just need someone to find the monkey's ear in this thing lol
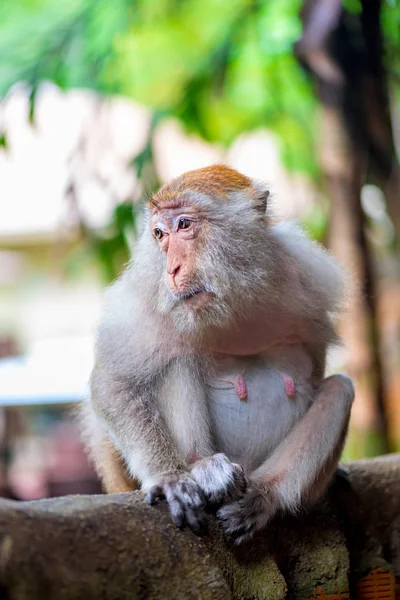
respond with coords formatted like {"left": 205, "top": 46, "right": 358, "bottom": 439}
{"left": 253, "top": 188, "right": 270, "bottom": 213}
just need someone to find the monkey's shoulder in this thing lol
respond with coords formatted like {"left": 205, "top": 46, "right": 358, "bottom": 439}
{"left": 271, "top": 221, "right": 347, "bottom": 316}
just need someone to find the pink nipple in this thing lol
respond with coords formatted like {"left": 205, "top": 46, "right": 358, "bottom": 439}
{"left": 280, "top": 372, "right": 296, "bottom": 399}
{"left": 234, "top": 374, "right": 248, "bottom": 401}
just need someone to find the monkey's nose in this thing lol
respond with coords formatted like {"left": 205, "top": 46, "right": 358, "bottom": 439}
{"left": 167, "top": 264, "right": 181, "bottom": 279}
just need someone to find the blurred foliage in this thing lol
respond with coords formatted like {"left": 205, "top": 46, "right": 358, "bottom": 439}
{"left": 2, "top": 0, "right": 400, "bottom": 171}
{"left": 109, "top": 0, "right": 318, "bottom": 175}
{"left": 382, "top": 0, "right": 400, "bottom": 81}
{"left": 64, "top": 201, "right": 137, "bottom": 281}
{"left": 0, "top": 0, "right": 317, "bottom": 175}
{"left": 0, "top": 0, "right": 131, "bottom": 93}
{"left": 2, "top": 0, "right": 400, "bottom": 174}
{"left": 76, "top": 112, "right": 161, "bottom": 281}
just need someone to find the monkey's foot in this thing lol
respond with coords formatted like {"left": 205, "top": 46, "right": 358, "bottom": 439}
{"left": 191, "top": 453, "right": 247, "bottom": 505}
{"left": 146, "top": 473, "right": 207, "bottom": 534}
{"left": 217, "top": 486, "right": 276, "bottom": 545}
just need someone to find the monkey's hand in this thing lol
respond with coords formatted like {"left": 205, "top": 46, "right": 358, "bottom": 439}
{"left": 217, "top": 481, "right": 277, "bottom": 545}
{"left": 146, "top": 473, "right": 207, "bottom": 534}
{"left": 191, "top": 453, "right": 247, "bottom": 506}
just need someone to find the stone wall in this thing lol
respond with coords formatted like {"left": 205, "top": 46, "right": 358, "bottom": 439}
{"left": 0, "top": 454, "right": 399, "bottom": 599}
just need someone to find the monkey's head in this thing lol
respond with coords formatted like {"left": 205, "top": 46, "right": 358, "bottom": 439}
{"left": 142, "top": 165, "right": 272, "bottom": 336}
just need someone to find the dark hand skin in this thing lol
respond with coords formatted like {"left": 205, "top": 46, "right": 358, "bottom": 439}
{"left": 147, "top": 473, "right": 207, "bottom": 534}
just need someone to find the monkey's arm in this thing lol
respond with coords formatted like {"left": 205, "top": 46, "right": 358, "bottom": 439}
{"left": 90, "top": 366, "right": 207, "bottom": 533}
{"left": 217, "top": 374, "right": 354, "bottom": 544}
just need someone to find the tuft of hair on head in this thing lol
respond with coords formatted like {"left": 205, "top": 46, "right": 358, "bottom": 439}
{"left": 158, "top": 165, "right": 251, "bottom": 200}
{"left": 148, "top": 164, "right": 270, "bottom": 214}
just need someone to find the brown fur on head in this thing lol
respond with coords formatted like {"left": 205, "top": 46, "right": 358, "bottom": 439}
{"left": 150, "top": 165, "right": 251, "bottom": 206}
{"left": 144, "top": 165, "right": 273, "bottom": 336}
{"left": 149, "top": 165, "right": 269, "bottom": 213}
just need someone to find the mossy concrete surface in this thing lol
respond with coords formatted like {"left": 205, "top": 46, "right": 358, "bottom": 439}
{"left": 0, "top": 454, "right": 399, "bottom": 600}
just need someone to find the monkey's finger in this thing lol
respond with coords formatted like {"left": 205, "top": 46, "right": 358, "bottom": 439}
{"left": 217, "top": 503, "right": 251, "bottom": 536}
{"left": 165, "top": 491, "right": 187, "bottom": 529}
{"left": 173, "top": 481, "right": 206, "bottom": 510}
{"left": 207, "top": 498, "right": 250, "bottom": 544}
{"left": 220, "top": 521, "right": 253, "bottom": 545}
{"left": 146, "top": 485, "right": 164, "bottom": 505}
{"left": 171, "top": 510, "right": 185, "bottom": 530}
{"left": 226, "top": 520, "right": 253, "bottom": 539}
{"left": 167, "top": 495, "right": 207, "bottom": 534}
{"left": 230, "top": 464, "right": 248, "bottom": 499}
{"left": 232, "top": 463, "right": 246, "bottom": 484}
{"left": 230, "top": 530, "right": 254, "bottom": 546}
{"left": 184, "top": 506, "right": 208, "bottom": 535}
{"left": 226, "top": 513, "right": 257, "bottom": 545}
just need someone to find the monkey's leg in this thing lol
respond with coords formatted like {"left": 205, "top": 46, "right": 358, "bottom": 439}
{"left": 217, "top": 374, "right": 354, "bottom": 544}
{"left": 92, "top": 434, "right": 138, "bottom": 494}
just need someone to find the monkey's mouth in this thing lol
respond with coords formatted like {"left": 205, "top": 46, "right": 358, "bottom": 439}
{"left": 175, "top": 289, "right": 214, "bottom": 309}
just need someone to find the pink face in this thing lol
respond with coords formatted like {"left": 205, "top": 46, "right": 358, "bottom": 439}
{"left": 151, "top": 204, "right": 213, "bottom": 310}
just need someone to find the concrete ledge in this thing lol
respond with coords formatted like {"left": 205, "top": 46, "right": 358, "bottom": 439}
{"left": 0, "top": 454, "right": 399, "bottom": 599}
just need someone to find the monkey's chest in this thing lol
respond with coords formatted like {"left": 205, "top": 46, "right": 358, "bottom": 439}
{"left": 206, "top": 347, "right": 314, "bottom": 472}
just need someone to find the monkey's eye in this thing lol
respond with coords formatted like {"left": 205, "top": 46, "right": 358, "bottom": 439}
{"left": 154, "top": 228, "right": 164, "bottom": 240}
{"left": 178, "top": 218, "right": 192, "bottom": 230}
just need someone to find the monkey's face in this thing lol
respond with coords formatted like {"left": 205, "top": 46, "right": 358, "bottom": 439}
{"left": 149, "top": 196, "right": 270, "bottom": 337}
{"left": 150, "top": 203, "right": 221, "bottom": 329}
{"left": 145, "top": 165, "right": 272, "bottom": 336}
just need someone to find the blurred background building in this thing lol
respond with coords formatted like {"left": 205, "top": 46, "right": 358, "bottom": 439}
{"left": 0, "top": 0, "right": 399, "bottom": 499}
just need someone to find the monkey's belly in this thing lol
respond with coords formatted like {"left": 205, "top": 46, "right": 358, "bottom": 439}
{"left": 207, "top": 347, "right": 314, "bottom": 473}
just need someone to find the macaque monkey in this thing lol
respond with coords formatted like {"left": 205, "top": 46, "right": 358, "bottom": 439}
{"left": 84, "top": 165, "right": 354, "bottom": 544}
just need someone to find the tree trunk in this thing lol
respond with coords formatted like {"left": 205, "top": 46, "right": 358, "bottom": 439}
{"left": 296, "top": 0, "right": 400, "bottom": 453}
